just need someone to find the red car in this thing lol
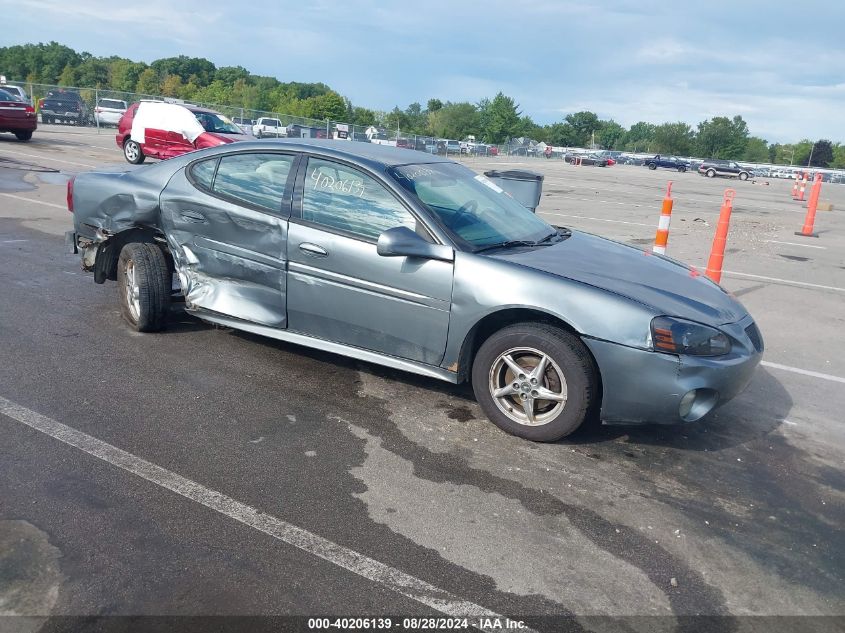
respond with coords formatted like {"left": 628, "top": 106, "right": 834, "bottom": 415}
{"left": 0, "top": 88, "right": 37, "bottom": 141}
{"left": 117, "top": 101, "right": 250, "bottom": 163}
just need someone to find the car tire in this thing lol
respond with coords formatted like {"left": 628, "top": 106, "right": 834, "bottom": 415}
{"left": 472, "top": 323, "right": 597, "bottom": 442}
{"left": 678, "top": 165, "right": 687, "bottom": 172}
{"left": 14, "top": 131, "right": 33, "bottom": 141}
{"left": 123, "top": 139, "right": 145, "bottom": 164}
{"left": 117, "top": 242, "right": 171, "bottom": 332}
{"left": 739, "top": 172, "right": 749, "bottom": 181}
{"left": 648, "top": 163, "right": 657, "bottom": 170}
{"left": 42, "top": 115, "right": 51, "bottom": 124}
{"left": 706, "top": 169, "right": 716, "bottom": 178}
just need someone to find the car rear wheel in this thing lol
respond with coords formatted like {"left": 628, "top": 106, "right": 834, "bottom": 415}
{"left": 117, "top": 243, "right": 171, "bottom": 332}
{"left": 14, "top": 131, "right": 33, "bottom": 141}
{"left": 739, "top": 172, "right": 749, "bottom": 181}
{"left": 42, "top": 115, "right": 52, "bottom": 124}
{"left": 123, "top": 139, "right": 145, "bottom": 164}
{"left": 472, "top": 323, "right": 597, "bottom": 442}
{"left": 706, "top": 169, "right": 716, "bottom": 178}
{"left": 678, "top": 165, "right": 687, "bottom": 172}
{"left": 648, "top": 163, "right": 657, "bottom": 170}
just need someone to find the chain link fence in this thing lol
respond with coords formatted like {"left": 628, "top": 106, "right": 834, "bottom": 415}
{"left": 12, "top": 80, "right": 520, "bottom": 159}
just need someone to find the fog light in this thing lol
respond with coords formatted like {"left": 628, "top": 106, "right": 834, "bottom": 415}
{"left": 679, "top": 390, "right": 697, "bottom": 418}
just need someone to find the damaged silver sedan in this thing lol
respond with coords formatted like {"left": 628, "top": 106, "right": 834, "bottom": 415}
{"left": 66, "top": 139, "right": 763, "bottom": 441}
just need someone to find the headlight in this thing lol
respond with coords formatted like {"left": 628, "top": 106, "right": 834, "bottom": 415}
{"left": 651, "top": 316, "right": 731, "bottom": 356}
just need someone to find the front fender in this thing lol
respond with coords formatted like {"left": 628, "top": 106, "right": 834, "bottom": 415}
{"left": 441, "top": 251, "right": 656, "bottom": 370}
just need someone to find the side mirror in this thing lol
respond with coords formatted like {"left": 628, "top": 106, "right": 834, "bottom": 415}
{"left": 376, "top": 226, "right": 454, "bottom": 262}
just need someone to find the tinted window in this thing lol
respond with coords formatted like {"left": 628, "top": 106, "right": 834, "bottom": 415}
{"left": 99, "top": 99, "right": 126, "bottom": 109}
{"left": 0, "top": 89, "right": 18, "bottom": 101}
{"left": 190, "top": 158, "right": 217, "bottom": 190}
{"left": 302, "top": 158, "right": 417, "bottom": 240}
{"left": 211, "top": 153, "right": 294, "bottom": 212}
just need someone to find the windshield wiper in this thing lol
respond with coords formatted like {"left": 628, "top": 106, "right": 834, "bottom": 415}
{"left": 474, "top": 230, "right": 568, "bottom": 253}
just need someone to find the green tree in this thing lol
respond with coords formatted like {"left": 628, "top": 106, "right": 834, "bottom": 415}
{"left": 215, "top": 66, "right": 249, "bottom": 85}
{"left": 428, "top": 102, "right": 479, "bottom": 139}
{"left": 622, "top": 121, "right": 656, "bottom": 152}
{"left": 351, "top": 107, "right": 377, "bottom": 126}
{"left": 831, "top": 144, "right": 845, "bottom": 169}
{"left": 545, "top": 122, "right": 579, "bottom": 146}
{"left": 808, "top": 139, "right": 834, "bottom": 167}
{"left": 151, "top": 55, "right": 216, "bottom": 86}
{"left": 427, "top": 98, "right": 443, "bottom": 112}
{"left": 109, "top": 59, "right": 146, "bottom": 92}
{"left": 135, "top": 68, "right": 161, "bottom": 95}
{"left": 791, "top": 139, "right": 814, "bottom": 166}
{"left": 696, "top": 115, "right": 749, "bottom": 159}
{"left": 743, "top": 137, "right": 769, "bottom": 163}
{"left": 309, "top": 91, "right": 347, "bottom": 121}
{"left": 652, "top": 122, "right": 695, "bottom": 155}
{"left": 484, "top": 92, "right": 521, "bottom": 143}
{"left": 564, "top": 111, "right": 600, "bottom": 146}
{"left": 58, "top": 63, "right": 77, "bottom": 86}
{"left": 161, "top": 74, "right": 183, "bottom": 97}
{"left": 596, "top": 120, "right": 626, "bottom": 150}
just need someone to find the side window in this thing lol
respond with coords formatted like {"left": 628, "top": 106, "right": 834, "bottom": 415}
{"left": 190, "top": 158, "right": 217, "bottom": 190}
{"left": 302, "top": 158, "right": 417, "bottom": 241}
{"left": 211, "top": 153, "right": 294, "bottom": 213}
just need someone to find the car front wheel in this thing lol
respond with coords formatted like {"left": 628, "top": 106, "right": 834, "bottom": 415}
{"left": 706, "top": 169, "right": 716, "bottom": 178}
{"left": 678, "top": 165, "right": 687, "bottom": 172}
{"left": 117, "top": 243, "right": 171, "bottom": 332}
{"left": 648, "top": 163, "right": 657, "bottom": 170}
{"left": 472, "top": 323, "right": 597, "bottom": 442}
{"left": 739, "top": 172, "right": 749, "bottom": 181}
{"left": 123, "top": 139, "right": 145, "bottom": 164}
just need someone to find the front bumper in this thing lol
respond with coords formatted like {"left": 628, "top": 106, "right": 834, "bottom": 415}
{"left": 584, "top": 315, "right": 763, "bottom": 425}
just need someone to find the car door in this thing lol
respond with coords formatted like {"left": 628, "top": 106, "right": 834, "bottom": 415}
{"left": 159, "top": 151, "right": 299, "bottom": 327}
{"left": 286, "top": 156, "right": 454, "bottom": 365}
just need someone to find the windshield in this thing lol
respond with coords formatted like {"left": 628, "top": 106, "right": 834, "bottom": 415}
{"left": 390, "top": 162, "right": 557, "bottom": 249}
{"left": 194, "top": 112, "right": 242, "bottom": 134}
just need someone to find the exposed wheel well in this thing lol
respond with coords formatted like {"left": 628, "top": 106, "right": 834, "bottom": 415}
{"left": 94, "top": 228, "right": 170, "bottom": 284}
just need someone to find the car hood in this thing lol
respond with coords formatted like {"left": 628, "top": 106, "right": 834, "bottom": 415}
{"left": 489, "top": 230, "right": 747, "bottom": 326}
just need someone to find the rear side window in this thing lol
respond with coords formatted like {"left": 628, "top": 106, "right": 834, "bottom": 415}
{"left": 190, "top": 159, "right": 217, "bottom": 190}
{"left": 211, "top": 153, "right": 295, "bottom": 213}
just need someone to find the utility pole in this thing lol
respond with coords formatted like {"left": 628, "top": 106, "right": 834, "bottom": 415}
{"left": 807, "top": 142, "right": 815, "bottom": 168}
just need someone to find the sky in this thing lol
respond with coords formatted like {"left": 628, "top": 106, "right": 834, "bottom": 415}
{"left": 3, "top": 0, "right": 844, "bottom": 143}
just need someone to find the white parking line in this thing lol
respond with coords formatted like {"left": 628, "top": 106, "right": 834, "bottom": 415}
{"left": 0, "top": 192, "right": 66, "bottom": 210}
{"left": 761, "top": 362, "right": 845, "bottom": 385}
{"left": 764, "top": 240, "right": 826, "bottom": 250}
{"left": 0, "top": 149, "right": 97, "bottom": 168}
{"left": 721, "top": 270, "right": 845, "bottom": 293}
{"left": 541, "top": 212, "right": 651, "bottom": 227}
{"left": 0, "top": 396, "right": 510, "bottom": 627}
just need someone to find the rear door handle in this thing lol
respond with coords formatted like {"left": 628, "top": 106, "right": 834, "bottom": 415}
{"left": 180, "top": 210, "right": 207, "bottom": 223}
{"left": 299, "top": 242, "right": 328, "bottom": 258}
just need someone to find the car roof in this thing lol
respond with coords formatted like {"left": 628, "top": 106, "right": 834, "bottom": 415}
{"left": 231, "top": 138, "right": 454, "bottom": 167}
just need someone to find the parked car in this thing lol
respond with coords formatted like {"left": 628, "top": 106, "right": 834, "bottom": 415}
{"left": 565, "top": 153, "right": 608, "bottom": 167}
{"left": 116, "top": 101, "right": 250, "bottom": 164}
{"left": 253, "top": 117, "right": 286, "bottom": 138}
{"left": 645, "top": 155, "right": 691, "bottom": 172}
{"left": 231, "top": 117, "right": 254, "bottom": 134}
{"left": 0, "top": 83, "right": 31, "bottom": 105}
{"left": 94, "top": 98, "right": 127, "bottom": 127}
{"left": 40, "top": 89, "right": 90, "bottom": 125}
{"left": 66, "top": 139, "right": 762, "bottom": 442}
{"left": 698, "top": 160, "right": 753, "bottom": 181}
{"left": 0, "top": 88, "right": 37, "bottom": 141}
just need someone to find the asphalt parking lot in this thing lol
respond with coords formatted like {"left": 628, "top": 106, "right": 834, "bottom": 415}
{"left": 1, "top": 125, "right": 843, "bottom": 630}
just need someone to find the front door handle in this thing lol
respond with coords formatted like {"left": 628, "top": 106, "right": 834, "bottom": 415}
{"left": 299, "top": 242, "right": 328, "bottom": 258}
{"left": 180, "top": 210, "right": 207, "bottom": 223}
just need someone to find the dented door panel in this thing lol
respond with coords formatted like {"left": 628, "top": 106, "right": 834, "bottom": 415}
{"left": 159, "top": 167, "right": 289, "bottom": 327}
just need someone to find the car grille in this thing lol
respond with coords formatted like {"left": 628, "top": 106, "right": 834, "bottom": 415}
{"left": 745, "top": 322, "right": 764, "bottom": 353}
